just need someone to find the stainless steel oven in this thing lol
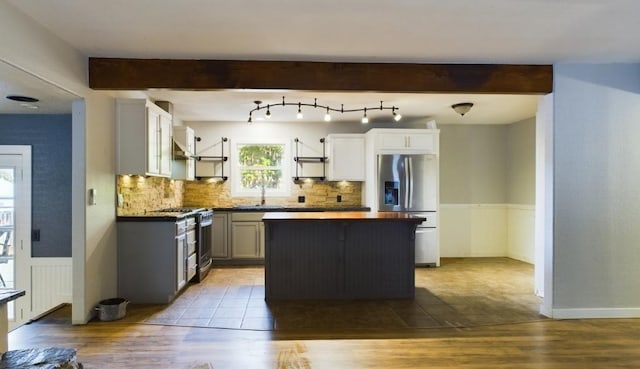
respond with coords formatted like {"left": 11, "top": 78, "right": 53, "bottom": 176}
{"left": 194, "top": 209, "right": 213, "bottom": 282}
{"left": 156, "top": 207, "right": 213, "bottom": 282}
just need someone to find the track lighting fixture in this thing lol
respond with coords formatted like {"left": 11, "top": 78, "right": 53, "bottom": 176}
{"left": 247, "top": 96, "right": 401, "bottom": 123}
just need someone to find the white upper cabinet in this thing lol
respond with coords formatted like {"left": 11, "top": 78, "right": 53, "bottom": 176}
{"left": 117, "top": 98, "right": 173, "bottom": 177}
{"left": 326, "top": 134, "right": 365, "bottom": 181}
{"left": 172, "top": 126, "right": 196, "bottom": 180}
{"left": 158, "top": 113, "right": 172, "bottom": 176}
{"left": 173, "top": 126, "right": 195, "bottom": 156}
{"left": 368, "top": 128, "right": 438, "bottom": 154}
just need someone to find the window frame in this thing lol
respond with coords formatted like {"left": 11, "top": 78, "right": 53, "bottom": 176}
{"left": 231, "top": 139, "right": 291, "bottom": 198}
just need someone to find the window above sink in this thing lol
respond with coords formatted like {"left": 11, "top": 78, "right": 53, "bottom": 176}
{"left": 231, "top": 139, "right": 291, "bottom": 198}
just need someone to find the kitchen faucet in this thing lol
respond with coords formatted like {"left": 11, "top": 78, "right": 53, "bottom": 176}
{"left": 260, "top": 172, "right": 266, "bottom": 205}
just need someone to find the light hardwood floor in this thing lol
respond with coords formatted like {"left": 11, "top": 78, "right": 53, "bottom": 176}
{"left": 8, "top": 258, "right": 640, "bottom": 368}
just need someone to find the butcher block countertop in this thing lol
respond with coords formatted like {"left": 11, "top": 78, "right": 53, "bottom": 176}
{"left": 262, "top": 211, "right": 426, "bottom": 222}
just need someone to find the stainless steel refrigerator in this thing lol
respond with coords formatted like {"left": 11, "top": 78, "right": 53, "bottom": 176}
{"left": 378, "top": 154, "right": 438, "bottom": 266}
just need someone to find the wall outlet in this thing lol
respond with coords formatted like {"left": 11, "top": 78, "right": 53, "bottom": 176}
{"left": 298, "top": 196, "right": 305, "bottom": 203}
{"left": 337, "top": 195, "right": 342, "bottom": 202}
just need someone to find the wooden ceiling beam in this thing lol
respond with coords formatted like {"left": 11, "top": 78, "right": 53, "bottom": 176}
{"left": 89, "top": 58, "right": 552, "bottom": 94}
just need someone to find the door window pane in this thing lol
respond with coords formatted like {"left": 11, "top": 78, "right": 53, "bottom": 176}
{"left": 0, "top": 168, "right": 16, "bottom": 320}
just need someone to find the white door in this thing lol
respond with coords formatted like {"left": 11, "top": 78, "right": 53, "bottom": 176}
{"left": 0, "top": 146, "right": 31, "bottom": 330}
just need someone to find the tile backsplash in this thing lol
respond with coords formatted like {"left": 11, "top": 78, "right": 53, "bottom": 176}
{"left": 116, "top": 175, "right": 183, "bottom": 215}
{"left": 117, "top": 175, "right": 362, "bottom": 214}
{"left": 183, "top": 179, "right": 362, "bottom": 208}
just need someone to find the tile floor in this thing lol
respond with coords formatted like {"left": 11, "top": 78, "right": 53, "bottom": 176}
{"left": 143, "top": 258, "right": 546, "bottom": 330}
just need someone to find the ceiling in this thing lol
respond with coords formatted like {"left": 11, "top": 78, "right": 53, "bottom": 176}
{"left": 4, "top": 0, "right": 640, "bottom": 123}
{"left": 0, "top": 60, "right": 76, "bottom": 115}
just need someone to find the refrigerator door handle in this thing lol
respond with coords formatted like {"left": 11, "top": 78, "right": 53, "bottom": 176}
{"left": 404, "top": 157, "right": 410, "bottom": 208}
{"left": 408, "top": 156, "right": 414, "bottom": 208}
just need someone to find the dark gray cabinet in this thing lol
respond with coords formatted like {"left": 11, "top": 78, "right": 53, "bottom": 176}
{"left": 230, "top": 212, "right": 265, "bottom": 260}
{"left": 117, "top": 220, "right": 187, "bottom": 303}
{"left": 212, "top": 212, "right": 230, "bottom": 259}
{"left": 264, "top": 216, "right": 420, "bottom": 300}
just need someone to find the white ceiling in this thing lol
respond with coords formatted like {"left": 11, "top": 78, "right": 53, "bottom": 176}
{"left": 0, "top": 61, "right": 76, "bottom": 114}
{"left": 134, "top": 90, "right": 538, "bottom": 125}
{"left": 4, "top": 0, "right": 640, "bottom": 123}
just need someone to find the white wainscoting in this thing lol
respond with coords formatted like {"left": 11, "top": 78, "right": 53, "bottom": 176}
{"left": 507, "top": 204, "right": 535, "bottom": 263}
{"left": 440, "top": 204, "right": 535, "bottom": 262}
{"left": 31, "top": 257, "right": 72, "bottom": 318}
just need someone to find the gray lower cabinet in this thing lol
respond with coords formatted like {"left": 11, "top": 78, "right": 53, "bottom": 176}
{"left": 212, "top": 212, "right": 230, "bottom": 259}
{"left": 230, "top": 212, "right": 265, "bottom": 260}
{"left": 176, "top": 231, "right": 187, "bottom": 290}
{"left": 118, "top": 220, "right": 187, "bottom": 303}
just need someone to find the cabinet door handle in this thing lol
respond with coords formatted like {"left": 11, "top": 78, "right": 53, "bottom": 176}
{"left": 156, "top": 123, "right": 161, "bottom": 171}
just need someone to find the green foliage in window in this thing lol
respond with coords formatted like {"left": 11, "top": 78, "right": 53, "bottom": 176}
{"left": 238, "top": 145, "right": 283, "bottom": 166}
{"left": 240, "top": 169, "right": 282, "bottom": 189}
{"left": 238, "top": 145, "right": 284, "bottom": 190}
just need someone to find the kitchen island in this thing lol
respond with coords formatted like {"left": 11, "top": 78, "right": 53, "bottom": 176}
{"left": 262, "top": 212, "right": 425, "bottom": 301}
{"left": 1, "top": 290, "right": 25, "bottom": 351}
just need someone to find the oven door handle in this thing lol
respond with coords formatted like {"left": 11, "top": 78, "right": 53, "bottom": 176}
{"left": 200, "top": 258, "right": 212, "bottom": 270}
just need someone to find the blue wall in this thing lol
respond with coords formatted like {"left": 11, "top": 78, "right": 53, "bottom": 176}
{"left": 0, "top": 114, "right": 72, "bottom": 257}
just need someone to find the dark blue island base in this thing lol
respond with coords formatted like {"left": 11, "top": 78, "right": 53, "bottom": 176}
{"left": 262, "top": 212, "right": 425, "bottom": 301}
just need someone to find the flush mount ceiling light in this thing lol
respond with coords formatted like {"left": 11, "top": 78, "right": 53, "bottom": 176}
{"left": 6, "top": 95, "right": 39, "bottom": 103}
{"left": 451, "top": 102, "right": 474, "bottom": 116}
{"left": 6, "top": 95, "right": 40, "bottom": 110}
{"left": 247, "top": 97, "right": 401, "bottom": 124}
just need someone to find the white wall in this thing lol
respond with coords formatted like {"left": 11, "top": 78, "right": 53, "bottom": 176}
{"left": 507, "top": 205, "right": 535, "bottom": 263}
{"left": 535, "top": 94, "right": 554, "bottom": 303}
{"left": 439, "top": 125, "right": 507, "bottom": 204}
{"left": 506, "top": 118, "right": 536, "bottom": 263}
{"left": 507, "top": 118, "right": 536, "bottom": 204}
{"left": 553, "top": 63, "right": 640, "bottom": 318}
{"left": 0, "top": 2, "right": 117, "bottom": 324}
{"left": 439, "top": 122, "right": 536, "bottom": 262}
{"left": 440, "top": 204, "right": 507, "bottom": 257}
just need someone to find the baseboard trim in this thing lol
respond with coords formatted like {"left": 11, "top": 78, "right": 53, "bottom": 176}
{"left": 551, "top": 308, "right": 640, "bottom": 319}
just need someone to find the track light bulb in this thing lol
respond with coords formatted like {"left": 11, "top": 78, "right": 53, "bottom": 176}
{"left": 393, "top": 111, "right": 402, "bottom": 122}
{"left": 297, "top": 103, "right": 303, "bottom": 119}
{"left": 324, "top": 107, "right": 331, "bottom": 122}
{"left": 265, "top": 105, "right": 271, "bottom": 119}
{"left": 361, "top": 108, "right": 369, "bottom": 124}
